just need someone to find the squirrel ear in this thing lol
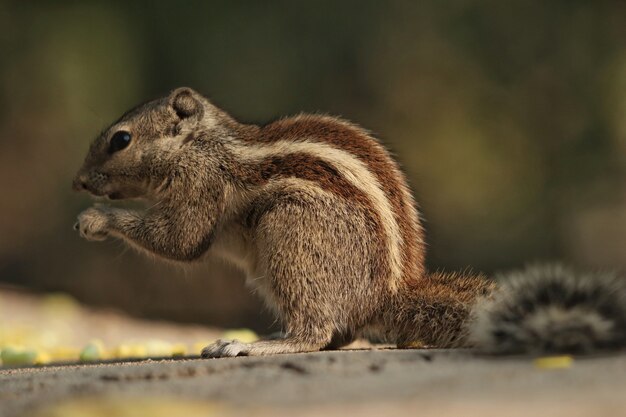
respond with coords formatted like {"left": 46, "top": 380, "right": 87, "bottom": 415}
{"left": 169, "top": 87, "right": 203, "bottom": 119}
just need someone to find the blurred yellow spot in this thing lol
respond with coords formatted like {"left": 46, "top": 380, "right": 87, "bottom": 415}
{"left": 48, "top": 346, "right": 81, "bottom": 362}
{"left": 193, "top": 340, "right": 215, "bottom": 355}
{"left": 41, "top": 293, "right": 79, "bottom": 317}
{"left": 113, "top": 344, "right": 148, "bottom": 359}
{"left": 533, "top": 355, "right": 574, "bottom": 369}
{"left": 144, "top": 339, "right": 174, "bottom": 357}
{"left": 39, "top": 329, "right": 62, "bottom": 349}
{"left": 35, "top": 351, "right": 51, "bottom": 365}
{"left": 171, "top": 343, "right": 187, "bottom": 357}
{"left": 27, "top": 396, "right": 226, "bottom": 417}
{"left": 221, "top": 329, "right": 258, "bottom": 344}
{"left": 1, "top": 326, "right": 37, "bottom": 347}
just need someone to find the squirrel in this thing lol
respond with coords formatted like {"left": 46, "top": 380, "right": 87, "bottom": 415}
{"left": 72, "top": 87, "right": 626, "bottom": 357}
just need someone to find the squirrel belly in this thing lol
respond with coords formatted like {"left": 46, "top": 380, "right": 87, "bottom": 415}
{"left": 73, "top": 87, "right": 626, "bottom": 357}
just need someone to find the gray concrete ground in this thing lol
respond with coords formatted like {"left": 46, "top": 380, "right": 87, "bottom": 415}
{"left": 2, "top": 349, "right": 625, "bottom": 417}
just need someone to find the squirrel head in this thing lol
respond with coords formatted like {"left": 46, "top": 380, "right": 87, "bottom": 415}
{"left": 73, "top": 87, "right": 228, "bottom": 200}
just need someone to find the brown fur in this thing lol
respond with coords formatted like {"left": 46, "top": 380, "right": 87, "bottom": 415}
{"left": 257, "top": 116, "right": 425, "bottom": 283}
{"left": 239, "top": 153, "right": 391, "bottom": 287}
{"left": 73, "top": 87, "right": 493, "bottom": 357}
{"left": 391, "top": 271, "right": 496, "bottom": 348}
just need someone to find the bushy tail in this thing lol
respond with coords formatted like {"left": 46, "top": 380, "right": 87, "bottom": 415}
{"left": 470, "top": 264, "right": 626, "bottom": 355}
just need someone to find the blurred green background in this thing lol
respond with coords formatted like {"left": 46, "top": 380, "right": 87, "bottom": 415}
{"left": 0, "top": 0, "right": 625, "bottom": 331}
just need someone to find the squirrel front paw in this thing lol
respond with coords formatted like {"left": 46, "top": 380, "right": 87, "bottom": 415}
{"left": 74, "top": 206, "right": 111, "bottom": 241}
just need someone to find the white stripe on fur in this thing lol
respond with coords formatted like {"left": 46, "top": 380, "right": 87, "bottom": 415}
{"left": 230, "top": 139, "right": 404, "bottom": 288}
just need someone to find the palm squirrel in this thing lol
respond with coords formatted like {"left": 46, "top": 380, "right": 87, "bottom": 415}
{"left": 73, "top": 87, "right": 626, "bottom": 357}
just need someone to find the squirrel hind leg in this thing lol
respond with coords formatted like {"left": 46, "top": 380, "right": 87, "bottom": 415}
{"left": 470, "top": 264, "right": 626, "bottom": 355}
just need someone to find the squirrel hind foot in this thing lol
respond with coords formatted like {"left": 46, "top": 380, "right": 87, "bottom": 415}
{"left": 201, "top": 336, "right": 332, "bottom": 358}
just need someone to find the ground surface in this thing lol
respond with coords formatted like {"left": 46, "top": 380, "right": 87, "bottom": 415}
{"left": 2, "top": 349, "right": 626, "bottom": 417}
{"left": 2, "top": 287, "right": 625, "bottom": 416}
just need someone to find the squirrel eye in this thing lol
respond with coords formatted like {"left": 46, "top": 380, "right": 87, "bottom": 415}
{"left": 109, "top": 131, "right": 132, "bottom": 153}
